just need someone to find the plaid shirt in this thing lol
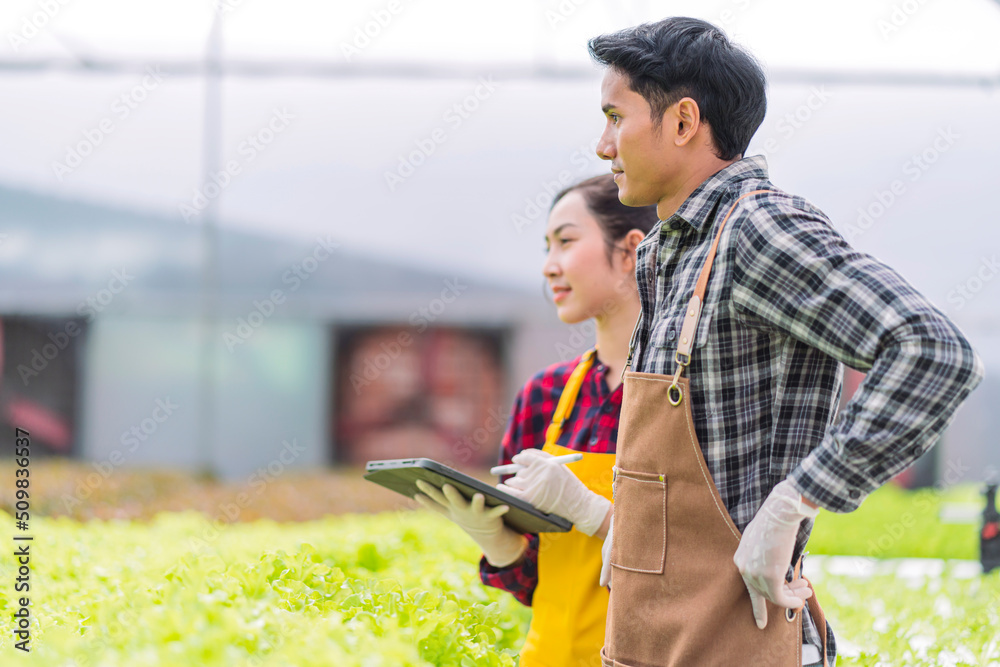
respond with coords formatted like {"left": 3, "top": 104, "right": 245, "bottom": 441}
{"left": 629, "top": 155, "right": 985, "bottom": 664}
{"left": 479, "top": 351, "right": 622, "bottom": 606}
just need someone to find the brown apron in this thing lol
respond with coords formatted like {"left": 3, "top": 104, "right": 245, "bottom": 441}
{"left": 601, "top": 191, "right": 829, "bottom": 667}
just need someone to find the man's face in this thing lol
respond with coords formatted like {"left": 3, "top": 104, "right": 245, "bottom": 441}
{"left": 596, "top": 68, "right": 678, "bottom": 207}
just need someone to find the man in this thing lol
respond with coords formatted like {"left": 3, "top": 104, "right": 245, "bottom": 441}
{"left": 591, "top": 17, "right": 984, "bottom": 667}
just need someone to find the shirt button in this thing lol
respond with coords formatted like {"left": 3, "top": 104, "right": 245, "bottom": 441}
{"left": 910, "top": 445, "right": 921, "bottom": 456}
{"left": 667, "top": 328, "right": 676, "bottom": 341}
{"left": 602, "top": 402, "right": 613, "bottom": 413}
{"left": 589, "top": 436, "right": 599, "bottom": 446}
{"left": 849, "top": 489, "right": 860, "bottom": 499}
{"left": 670, "top": 220, "right": 683, "bottom": 231}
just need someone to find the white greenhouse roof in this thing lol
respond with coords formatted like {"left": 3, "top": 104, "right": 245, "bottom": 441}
{"left": 1, "top": 0, "right": 999, "bottom": 76}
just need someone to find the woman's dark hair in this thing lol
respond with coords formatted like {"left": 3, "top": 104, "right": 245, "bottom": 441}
{"left": 551, "top": 173, "right": 658, "bottom": 263}
{"left": 587, "top": 17, "right": 767, "bottom": 161}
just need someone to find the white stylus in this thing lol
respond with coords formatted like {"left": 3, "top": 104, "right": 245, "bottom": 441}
{"left": 490, "top": 452, "right": 583, "bottom": 476}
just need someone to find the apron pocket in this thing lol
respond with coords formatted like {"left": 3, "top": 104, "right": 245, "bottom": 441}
{"left": 610, "top": 468, "right": 666, "bottom": 574}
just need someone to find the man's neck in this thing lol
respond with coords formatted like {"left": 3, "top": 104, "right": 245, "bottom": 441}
{"left": 656, "top": 156, "right": 739, "bottom": 221}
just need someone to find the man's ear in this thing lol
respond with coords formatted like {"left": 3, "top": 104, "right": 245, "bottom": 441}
{"left": 674, "top": 97, "right": 701, "bottom": 147}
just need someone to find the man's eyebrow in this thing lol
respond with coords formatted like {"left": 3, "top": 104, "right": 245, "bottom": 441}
{"left": 601, "top": 103, "right": 618, "bottom": 114}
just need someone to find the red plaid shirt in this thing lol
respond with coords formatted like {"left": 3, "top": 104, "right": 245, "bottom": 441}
{"left": 479, "top": 350, "right": 622, "bottom": 606}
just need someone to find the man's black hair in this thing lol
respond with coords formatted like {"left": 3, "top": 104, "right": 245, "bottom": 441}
{"left": 588, "top": 17, "right": 767, "bottom": 161}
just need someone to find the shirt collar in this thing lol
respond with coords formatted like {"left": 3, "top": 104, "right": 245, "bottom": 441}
{"left": 669, "top": 155, "right": 770, "bottom": 232}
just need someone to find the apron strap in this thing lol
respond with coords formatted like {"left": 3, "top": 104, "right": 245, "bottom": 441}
{"left": 675, "top": 189, "right": 773, "bottom": 367}
{"left": 671, "top": 189, "right": 774, "bottom": 389}
{"left": 621, "top": 314, "right": 643, "bottom": 382}
{"left": 544, "top": 348, "right": 597, "bottom": 447}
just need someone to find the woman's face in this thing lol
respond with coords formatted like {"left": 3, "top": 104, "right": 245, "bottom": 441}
{"left": 543, "top": 191, "right": 631, "bottom": 324}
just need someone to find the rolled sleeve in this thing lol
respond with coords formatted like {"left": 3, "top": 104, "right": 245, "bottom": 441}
{"left": 479, "top": 533, "right": 539, "bottom": 606}
{"left": 732, "top": 199, "right": 986, "bottom": 512}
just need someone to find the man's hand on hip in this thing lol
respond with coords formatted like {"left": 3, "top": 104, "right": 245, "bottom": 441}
{"left": 733, "top": 478, "right": 819, "bottom": 629}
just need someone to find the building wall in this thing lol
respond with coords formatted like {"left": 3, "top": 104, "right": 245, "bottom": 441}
{"left": 68, "top": 312, "right": 1000, "bottom": 487}
{"left": 80, "top": 315, "right": 327, "bottom": 480}
{"left": 213, "top": 320, "right": 329, "bottom": 480}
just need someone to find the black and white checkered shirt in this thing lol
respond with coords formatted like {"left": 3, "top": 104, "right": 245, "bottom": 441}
{"left": 629, "top": 155, "right": 985, "bottom": 664}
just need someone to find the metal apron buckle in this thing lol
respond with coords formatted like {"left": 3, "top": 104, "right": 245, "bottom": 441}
{"left": 668, "top": 353, "right": 689, "bottom": 406}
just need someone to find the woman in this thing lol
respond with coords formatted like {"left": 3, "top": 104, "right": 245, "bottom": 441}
{"left": 414, "top": 173, "right": 658, "bottom": 666}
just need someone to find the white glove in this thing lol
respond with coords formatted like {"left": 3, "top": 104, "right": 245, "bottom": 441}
{"left": 733, "top": 478, "right": 820, "bottom": 629}
{"left": 413, "top": 480, "right": 528, "bottom": 568}
{"left": 496, "top": 449, "right": 612, "bottom": 537}
{"left": 600, "top": 513, "right": 613, "bottom": 587}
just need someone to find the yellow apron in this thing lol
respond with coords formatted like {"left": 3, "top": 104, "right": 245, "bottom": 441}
{"left": 519, "top": 348, "right": 616, "bottom": 667}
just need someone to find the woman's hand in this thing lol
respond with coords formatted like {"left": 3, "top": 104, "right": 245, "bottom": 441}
{"left": 414, "top": 480, "right": 528, "bottom": 567}
{"left": 496, "top": 449, "right": 612, "bottom": 537}
{"left": 600, "top": 513, "right": 613, "bottom": 587}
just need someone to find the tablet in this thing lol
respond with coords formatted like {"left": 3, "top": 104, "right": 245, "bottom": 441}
{"left": 364, "top": 458, "right": 573, "bottom": 534}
